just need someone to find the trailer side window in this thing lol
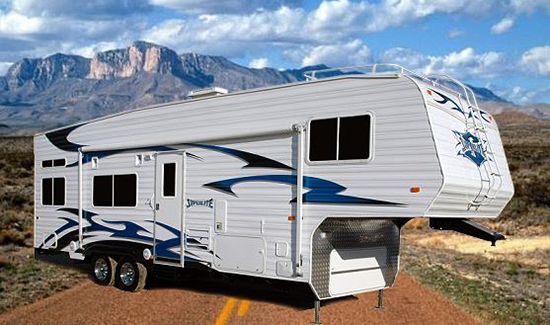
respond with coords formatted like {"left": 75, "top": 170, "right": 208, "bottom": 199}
{"left": 93, "top": 174, "right": 137, "bottom": 207}
{"left": 42, "top": 159, "right": 66, "bottom": 168}
{"left": 42, "top": 160, "right": 53, "bottom": 168}
{"left": 41, "top": 177, "right": 65, "bottom": 206}
{"left": 42, "top": 178, "right": 53, "bottom": 205}
{"left": 338, "top": 115, "right": 371, "bottom": 160}
{"left": 114, "top": 175, "right": 137, "bottom": 207}
{"left": 93, "top": 175, "right": 112, "bottom": 206}
{"left": 53, "top": 178, "right": 65, "bottom": 205}
{"left": 309, "top": 118, "right": 338, "bottom": 161}
{"left": 309, "top": 114, "right": 372, "bottom": 162}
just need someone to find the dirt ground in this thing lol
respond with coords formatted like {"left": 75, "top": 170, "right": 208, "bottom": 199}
{"left": 0, "top": 273, "right": 477, "bottom": 325}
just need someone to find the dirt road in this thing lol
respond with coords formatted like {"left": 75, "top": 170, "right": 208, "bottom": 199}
{"left": 0, "top": 273, "right": 477, "bottom": 325}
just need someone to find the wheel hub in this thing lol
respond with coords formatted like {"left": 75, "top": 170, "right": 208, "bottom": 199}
{"left": 119, "top": 262, "right": 136, "bottom": 286}
{"left": 94, "top": 258, "right": 109, "bottom": 281}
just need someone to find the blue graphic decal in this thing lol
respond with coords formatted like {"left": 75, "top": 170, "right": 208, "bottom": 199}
{"left": 429, "top": 88, "right": 464, "bottom": 114}
{"left": 67, "top": 143, "right": 285, "bottom": 171}
{"left": 205, "top": 174, "right": 403, "bottom": 206}
{"left": 49, "top": 121, "right": 291, "bottom": 171}
{"left": 150, "top": 221, "right": 181, "bottom": 259}
{"left": 50, "top": 208, "right": 202, "bottom": 262}
{"left": 467, "top": 110, "right": 492, "bottom": 124}
{"left": 453, "top": 130, "right": 486, "bottom": 166}
{"left": 45, "top": 123, "right": 86, "bottom": 152}
{"left": 185, "top": 143, "right": 294, "bottom": 170}
{"left": 40, "top": 216, "right": 78, "bottom": 248}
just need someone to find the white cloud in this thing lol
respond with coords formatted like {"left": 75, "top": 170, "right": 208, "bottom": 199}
{"left": 11, "top": 0, "right": 152, "bottom": 18}
{"left": 0, "top": 61, "right": 12, "bottom": 75}
{"left": 497, "top": 85, "right": 550, "bottom": 104}
{"left": 0, "top": 2, "right": 147, "bottom": 61}
{"left": 142, "top": 7, "right": 307, "bottom": 56}
{"left": 363, "top": 0, "right": 500, "bottom": 33}
{"left": 0, "top": 10, "right": 44, "bottom": 35}
{"left": 249, "top": 57, "right": 270, "bottom": 69}
{"left": 301, "top": 39, "right": 370, "bottom": 67}
{"left": 150, "top": 0, "right": 303, "bottom": 14}
{"left": 141, "top": 0, "right": 515, "bottom": 58}
{"left": 510, "top": 0, "right": 550, "bottom": 14}
{"left": 71, "top": 41, "right": 123, "bottom": 58}
{"left": 381, "top": 47, "right": 507, "bottom": 79}
{"left": 491, "top": 17, "right": 515, "bottom": 34}
{"left": 447, "top": 28, "right": 464, "bottom": 38}
{"left": 519, "top": 46, "right": 550, "bottom": 76}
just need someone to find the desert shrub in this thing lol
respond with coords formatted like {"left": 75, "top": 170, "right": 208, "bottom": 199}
{"left": 0, "top": 229, "right": 27, "bottom": 246}
{"left": 0, "top": 188, "right": 31, "bottom": 209}
{"left": 0, "top": 255, "right": 9, "bottom": 268}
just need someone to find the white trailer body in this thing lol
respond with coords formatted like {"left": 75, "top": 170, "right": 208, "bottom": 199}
{"left": 34, "top": 66, "right": 513, "bottom": 299}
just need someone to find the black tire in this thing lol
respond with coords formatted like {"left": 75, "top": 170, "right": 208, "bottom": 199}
{"left": 115, "top": 257, "right": 147, "bottom": 292}
{"left": 91, "top": 255, "right": 117, "bottom": 286}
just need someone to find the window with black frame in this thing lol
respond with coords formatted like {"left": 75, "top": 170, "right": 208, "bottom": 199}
{"left": 308, "top": 114, "right": 372, "bottom": 162}
{"left": 93, "top": 174, "right": 137, "bottom": 207}
{"left": 42, "top": 177, "right": 65, "bottom": 206}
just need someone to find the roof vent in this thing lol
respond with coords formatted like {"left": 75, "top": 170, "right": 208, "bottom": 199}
{"left": 187, "top": 87, "right": 228, "bottom": 99}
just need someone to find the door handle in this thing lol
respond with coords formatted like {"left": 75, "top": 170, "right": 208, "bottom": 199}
{"left": 155, "top": 203, "right": 160, "bottom": 210}
{"left": 146, "top": 194, "right": 154, "bottom": 210}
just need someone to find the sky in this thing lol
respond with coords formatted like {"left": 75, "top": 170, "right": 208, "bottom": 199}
{"left": 0, "top": 0, "right": 549, "bottom": 104}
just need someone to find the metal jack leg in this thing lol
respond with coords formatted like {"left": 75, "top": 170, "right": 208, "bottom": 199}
{"left": 313, "top": 300, "right": 322, "bottom": 325}
{"left": 375, "top": 289, "right": 384, "bottom": 310}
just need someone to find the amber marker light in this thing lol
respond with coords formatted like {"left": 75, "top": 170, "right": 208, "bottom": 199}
{"left": 288, "top": 216, "right": 296, "bottom": 221}
{"left": 410, "top": 186, "right": 421, "bottom": 193}
{"left": 427, "top": 89, "right": 432, "bottom": 95}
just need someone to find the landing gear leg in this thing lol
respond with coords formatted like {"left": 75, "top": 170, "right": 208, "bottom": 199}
{"left": 376, "top": 289, "right": 384, "bottom": 310}
{"left": 313, "top": 300, "right": 322, "bottom": 325}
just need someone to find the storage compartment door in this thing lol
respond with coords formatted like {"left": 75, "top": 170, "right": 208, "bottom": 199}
{"left": 329, "top": 247, "right": 388, "bottom": 296}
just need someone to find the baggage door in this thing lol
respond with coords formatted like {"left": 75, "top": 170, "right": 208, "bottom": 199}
{"left": 153, "top": 151, "right": 185, "bottom": 266}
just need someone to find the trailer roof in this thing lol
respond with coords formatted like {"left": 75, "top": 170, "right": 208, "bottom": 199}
{"left": 35, "top": 73, "right": 404, "bottom": 136}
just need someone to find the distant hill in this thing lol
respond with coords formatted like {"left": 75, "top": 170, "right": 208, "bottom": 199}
{"left": 0, "top": 41, "right": 544, "bottom": 134}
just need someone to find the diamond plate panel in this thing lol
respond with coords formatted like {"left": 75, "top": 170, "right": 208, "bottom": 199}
{"left": 311, "top": 218, "right": 401, "bottom": 299}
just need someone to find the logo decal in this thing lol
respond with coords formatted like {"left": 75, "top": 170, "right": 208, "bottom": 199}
{"left": 453, "top": 130, "right": 486, "bottom": 166}
{"left": 186, "top": 198, "right": 214, "bottom": 209}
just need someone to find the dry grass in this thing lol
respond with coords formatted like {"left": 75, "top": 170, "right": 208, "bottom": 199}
{"left": 0, "top": 137, "right": 34, "bottom": 246}
{"left": 407, "top": 233, "right": 550, "bottom": 275}
{"left": 490, "top": 112, "right": 550, "bottom": 235}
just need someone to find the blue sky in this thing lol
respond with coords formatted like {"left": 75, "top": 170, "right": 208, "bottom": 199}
{"left": 0, "top": 0, "right": 549, "bottom": 104}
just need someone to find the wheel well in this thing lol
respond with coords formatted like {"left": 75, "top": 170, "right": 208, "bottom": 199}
{"left": 84, "top": 241, "right": 152, "bottom": 265}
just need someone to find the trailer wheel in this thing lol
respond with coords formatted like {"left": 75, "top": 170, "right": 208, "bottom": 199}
{"left": 115, "top": 257, "right": 147, "bottom": 292}
{"left": 91, "top": 255, "right": 117, "bottom": 286}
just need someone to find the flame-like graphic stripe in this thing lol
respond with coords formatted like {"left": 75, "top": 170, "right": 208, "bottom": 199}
{"left": 46, "top": 208, "right": 202, "bottom": 262}
{"left": 205, "top": 174, "right": 404, "bottom": 206}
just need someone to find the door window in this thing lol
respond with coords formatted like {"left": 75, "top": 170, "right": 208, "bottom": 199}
{"left": 162, "top": 163, "right": 177, "bottom": 197}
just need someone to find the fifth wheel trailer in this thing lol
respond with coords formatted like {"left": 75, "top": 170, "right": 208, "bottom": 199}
{"left": 34, "top": 64, "right": 513, "bottom": 308}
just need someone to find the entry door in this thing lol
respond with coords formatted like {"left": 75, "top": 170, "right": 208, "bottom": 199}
{"left": 154, "top": 152, "right": 185, "bottom": 265}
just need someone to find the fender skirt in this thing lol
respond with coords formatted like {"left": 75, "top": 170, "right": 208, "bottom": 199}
{"left": 429, "top": 218, "right": 506, "bottom": 246}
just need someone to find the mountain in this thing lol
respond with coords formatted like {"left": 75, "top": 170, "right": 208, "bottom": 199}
{"left": 0, "top": 41, "right": 532, "bottom": 134}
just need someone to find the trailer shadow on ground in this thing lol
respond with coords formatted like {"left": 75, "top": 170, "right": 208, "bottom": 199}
{"left": 36, "top": 255, "right": 356, "bottom": 310}
{"left": 146, "top": 265, "right": 359, "bottom": 310}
